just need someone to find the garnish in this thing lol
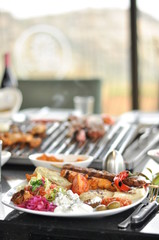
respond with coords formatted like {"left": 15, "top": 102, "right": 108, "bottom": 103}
{"left": 30, "top": 179, "right": 45, "bottom": 192}
{"left": 151, "top": 172, "right": 159, "bottom": 186}
{"left": 113, "top": 171, "right": 131, "bottom": 192}
{"left": 45, "top": 188, "right": 58, "bottom": 202}
{"left": 19, "top": 195, "right": 57, "bottom": 212}
{"left": 135, "top": 168, "right": 159, "bottom": 197}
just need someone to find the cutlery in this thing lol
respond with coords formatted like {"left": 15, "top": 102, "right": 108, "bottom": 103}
{"left": 118, "top": 198, "right": 149, "bottom": 229}
{"left": 131, "top": 187, "right": 159, "bottom": 225}
{"left": 118, "top": 186, "right": 159, "bottom": 229}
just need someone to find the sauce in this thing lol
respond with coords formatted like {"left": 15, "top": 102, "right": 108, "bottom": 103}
{"left": 54, "top": 190, "right": 93, "bottom": 214}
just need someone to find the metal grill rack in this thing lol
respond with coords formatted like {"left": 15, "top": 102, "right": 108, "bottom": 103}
{"left": 4, "top": 118, "right": 159, "bottom": 170}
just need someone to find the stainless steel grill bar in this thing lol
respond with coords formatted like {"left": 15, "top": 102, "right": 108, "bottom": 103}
{"left": 40, "top": 122, "right": 67, "bottom": 151}
{"left": 5, "top": 116, "right": 158, "bottom": 170}
{"left": 44, "top": 129, "right": 68, "bottom": 153}
{"left": 54, "top": 137, "right": 73, "bottom": 154}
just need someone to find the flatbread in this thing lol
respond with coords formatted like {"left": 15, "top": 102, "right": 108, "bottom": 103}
{"left": 80, "top": 188, "right": 146, "bottom": 202}
{"left": 80, "top": 189, "right": 113, "bottom": 202}
{"left": 34, "top": 166, "right": 72, "bottom": 189}
{"left": 113, "top": 188, "right": 146, "bottom": 201}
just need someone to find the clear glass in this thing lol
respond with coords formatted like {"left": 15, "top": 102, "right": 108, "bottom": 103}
{"left": 137, "top": 0, "right": 159, "bottom": 111}
{"left": 74, "top": 96, "right": 94, "bottom": 115}
{"left": 0, "top": 0, "right": 130, "bottom": 116}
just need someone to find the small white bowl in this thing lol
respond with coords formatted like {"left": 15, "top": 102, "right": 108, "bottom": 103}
{"left": 147, "top": 149, "right": 159, "bottom": 163}
{"left": 1, "top": 151, "right": 11, "bottom": 166}
{"left": 29, "top": 153, "right": 94, "bottom": 171}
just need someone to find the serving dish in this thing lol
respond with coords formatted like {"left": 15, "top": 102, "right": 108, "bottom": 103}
{"left": 29, "top": 153, "right": 94, "bottom": 170}
{"left": 1, "top": 150, "right": 11, "bottom": 166}
{"left": 147, "top": 149, "right": 159, "bottom": 163}
{"left": 2, "top": 179, "right": 148, "bottom": 218}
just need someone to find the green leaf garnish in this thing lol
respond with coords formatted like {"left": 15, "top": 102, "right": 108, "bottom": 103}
{"left": 152, "top": 173, "right": 159, "bottom": 186}
{"left": 146, "top": 168, "right": 153, "bottom": 174}
{"left": 30, "top": 179, "right": 44, "bottom": 191}
{"left": 138, "top": 172, "right": 151, "bottom": 181}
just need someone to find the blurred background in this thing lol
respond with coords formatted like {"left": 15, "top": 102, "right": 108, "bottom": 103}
{"left": 0, "top": 0, "right": 159, "bottom": 115}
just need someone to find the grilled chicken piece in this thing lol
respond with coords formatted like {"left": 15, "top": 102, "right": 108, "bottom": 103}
{"left": 0, "top": 132, "right": 32, "bottom": 146}
{"left": 75, "top": 129, "right": 86, "bottom": 145}
{"left": 86, "top": 116, "right": 105, "bottom": 140}
{"left": 11, "top": 189, "right": 33, "bottom": 205}
{"left": 0, "top": 132, "right": 42, "bottom": 148}
{"left": 0, "top": 123, "right": 46, "bottom": 148}
{"left": 67, "top": 115, "right": 105, "bottom": 144}
{"left": 61, "top": 169, "right": 115, "bottom": 191}
{"left": 29, "top": 124, "right": 46, "bottom": 136}
{"left": 29, "top": 137, "right": 42, "bottom": 148}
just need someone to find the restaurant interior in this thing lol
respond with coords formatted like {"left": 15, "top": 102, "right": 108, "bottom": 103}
{"left": 0, "top": 1, "right": 159, "bottom": 240}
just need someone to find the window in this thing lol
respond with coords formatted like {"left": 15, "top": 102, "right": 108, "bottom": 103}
{"left": 0, "top": 0, "right": 131, "bottom": 115}
{"left": 137, "top": 0, "right": 159, "bottom": 111}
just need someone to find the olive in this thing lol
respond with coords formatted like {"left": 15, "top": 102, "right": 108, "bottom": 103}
{"left": 107, "top": 201, "right": 120, "bottom": 210}
{"left": 96, "top": 204, "right": 107, "bottom": 211}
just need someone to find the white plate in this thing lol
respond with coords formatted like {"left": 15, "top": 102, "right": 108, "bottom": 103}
{"left": 1, "top": 150, "right": 11, "bottom": 166}
{"left": 2, "top": 180, "right": 148, "bottom": 217}
{"left": 147, "top": 149, "right": 159, "bottom": 163}
{"left": 29, "top": 153, "right": 94, "bottom": 170}
{"left": 0, "top": 88, "right": 22, "bottom": 119}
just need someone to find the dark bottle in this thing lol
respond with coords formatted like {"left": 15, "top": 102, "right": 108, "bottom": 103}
{"left": 1, "top": 53, "right": 18, "bottom": 88}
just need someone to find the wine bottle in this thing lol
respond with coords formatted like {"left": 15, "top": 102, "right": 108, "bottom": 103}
{"left": 1, "top": 53, "right": 18, "bottom": 88}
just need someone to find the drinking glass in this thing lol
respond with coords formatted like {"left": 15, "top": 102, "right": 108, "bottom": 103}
{"left": 73, "top": 96, "right": 94, "bottom": 115}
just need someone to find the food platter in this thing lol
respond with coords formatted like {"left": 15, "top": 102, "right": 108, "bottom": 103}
{"left": 1, "top": 160, "right": 149, "bottom": 218}
{"left": 2, "top": 180, "right": 148, "bottom": 218}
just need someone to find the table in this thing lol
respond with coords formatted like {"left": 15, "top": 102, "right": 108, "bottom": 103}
{"left": 1, "top": 163, "right": 159, "bottom": 240}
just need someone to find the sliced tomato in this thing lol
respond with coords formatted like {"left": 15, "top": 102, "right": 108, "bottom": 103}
{"left": 50, "top": 184, "right": 57, "bottom": 189}
{"left": 32, "top": 186, "right": 46, "bottom": 196}
{"left": 101, "top": 197, "right": 132, "bottom": 207}
{"left": 71, "top": 173, "right": 89, "bottom": 195}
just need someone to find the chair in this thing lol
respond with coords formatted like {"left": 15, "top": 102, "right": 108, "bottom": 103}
{"left": 18, "top": 79, "right": 101, "bottom": 113}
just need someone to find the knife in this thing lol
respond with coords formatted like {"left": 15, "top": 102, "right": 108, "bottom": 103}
{"left": 131, "top": 200, "right": 158, "bottom": 224}
{"left": 118, "top": 199, "right": 148, "bottom": 229}
{"left": 118, "top": 197, "right": 159, "bottom": 229}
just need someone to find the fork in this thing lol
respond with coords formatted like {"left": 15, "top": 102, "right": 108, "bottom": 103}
{"left": 118, "top": 186, "right": 159, "bottom": 228}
